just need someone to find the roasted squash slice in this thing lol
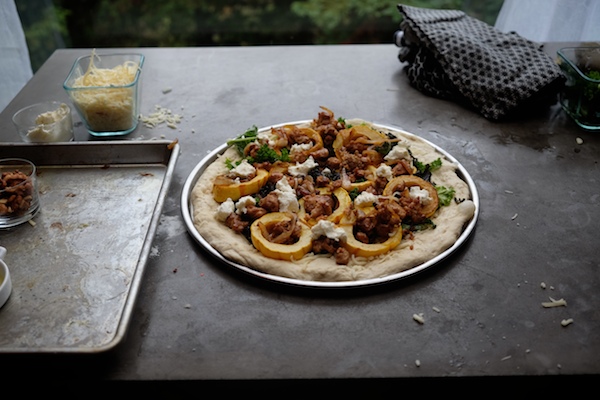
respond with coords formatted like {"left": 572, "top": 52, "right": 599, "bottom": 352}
{"left": 280, "top": 125, "right": 324, "bottom": 156}
{"left": 348, "top": 180, "right": 373, "bottom": 192}
{"left": 298, "top": 187, "right": 352, "bottom": 226}
{"left": 296, "top": 126, "right": 324, "bottom": 152}
{"left": 328, "top": 187, "right": 352, "bottom": 224}
{"left": 250, "top": 212, "right": 313, "bottom": 261}
{"left": 213, "top": 168, "right": 269, "bottom": 203}
{"left": 339, "top": 166, "right": 376, "bottom": 192}
{"left": 383, "top": 175, "right": 439, "bottom": 217}
{"left": 341, "top": 224, "right": 403, "bottom": 258}
{"left": 332, "top": 124, "right": 388, "bottom": 154}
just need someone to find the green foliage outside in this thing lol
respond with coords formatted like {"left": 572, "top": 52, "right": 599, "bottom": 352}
{"left": 16, "top": 0, "right": 503, "bottom": 72}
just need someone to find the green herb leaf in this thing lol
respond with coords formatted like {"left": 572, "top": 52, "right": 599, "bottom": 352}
{"left": 374, "top": 141, "right": 392, "bottom": 156}
{"left": 587, "top": 70, "right": 600, "bottom": 80}
{"left": 436, "top": 186, "right": 455, "bottom": 207}
{"left": 413, "top": 160, "right": 424, "bottom": 174}
{"left": 248, "top": 144, "right": 290, "bottom": 164}
{"left": 415, "top": 157, "right": 442, "bottom": 174}
{"left": 224, "top": 158, "right": 237, "bottom": 170}
{"left": 429, "top": 158, "right": 442, "bottom": 171}
{"left": 583, "top": 70, "right": 600, "bottom": 100}
{"left": 411, "top": 151, "right": 443, "bottom": 181}
{"left": 227, "top": 125, "right": 258, "bottom": 154}
{"left": 402, "top": 219, "right": 436, "bottom": 231}
{"left": 338, "top": 117, "right": 351, "bottom": 128}
{"left": 279, "top": 148, "right": 290, "bottom": 162}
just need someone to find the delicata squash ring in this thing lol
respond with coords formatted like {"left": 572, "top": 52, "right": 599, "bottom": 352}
{"left": 341, "top": 224, "right": 403, "bottom": 258}
{"left": 383, "top": 175, "right": 439, "bottom": 218}
{"left": 332, "top": 124, "right": 388, "bottom": 157}
{"left": 286, "top": 125, "right": 324, "bottom": 154}
{"left": 250, "top": 212, "right": 313, "bottom": 261}
{"left": 298, "top": 187, "right": 352, "bottom": 226}
{"left": 213, "top": 168, "right": 269, "bottom": 202}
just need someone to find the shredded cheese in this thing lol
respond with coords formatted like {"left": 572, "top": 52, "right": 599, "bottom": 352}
{"left": 412, "top": 313, "right": 425, "bottom": 324}
{"left": 561, "top": 318, "right": 574, "bottom": 327}
{"left": 541, "top": 297, "right": 567, "bottom": 308}
{"left": 139, "top": 105, "right": 182, "bottom": 129}
{"left": 69, "top": 49, "right": 141, "bottom": 132}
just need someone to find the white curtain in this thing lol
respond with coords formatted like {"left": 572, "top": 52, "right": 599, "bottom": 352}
{"left": 494, "top": 0, "right": 600, "bottom": 42}
{"left": 0, "top": 0, "right": 33, "bottom": 112}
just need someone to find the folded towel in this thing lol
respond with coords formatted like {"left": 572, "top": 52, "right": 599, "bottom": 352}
{"left": 396, "top": 5, "right": 564, "bottom": 120}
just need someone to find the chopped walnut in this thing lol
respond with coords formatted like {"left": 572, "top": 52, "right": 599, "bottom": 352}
{"left": 0, "top": 169, "right": 34, "bottom": 216}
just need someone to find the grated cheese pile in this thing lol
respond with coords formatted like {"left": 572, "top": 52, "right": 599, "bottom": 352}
{"left": 139, "top": 105, "right": 182, "bottom": 129}
{"left": 69, "top": 49, "right": 140, "bottom": 132}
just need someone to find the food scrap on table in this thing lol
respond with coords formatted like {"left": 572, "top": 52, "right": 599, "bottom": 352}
{"left": 139, "top": 105, "right": 182, "bottom": 129}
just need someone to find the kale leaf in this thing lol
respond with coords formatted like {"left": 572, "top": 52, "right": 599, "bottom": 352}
{"left": 436, "top": 186, "right": 455, "bottom": 207}
{"left": 227, "top": 125, "right": 258, "bottom": 154}
{"left": 247, "top": 144, "right": 290, "bottom": 164}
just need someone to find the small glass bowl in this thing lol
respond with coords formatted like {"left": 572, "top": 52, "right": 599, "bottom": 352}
{"left": 0, "top": 246, "right": 11, "bottom": 309}
{"left": 0, "top": 158, "right": 40, "bottom": 229}
{"left": 557, "top": 46, "right": 600, "bottom": 131}
{"left": 63, "top": 52, "right": 144, "bottom": 137}
{"left": 12, "top": 101, "right": 74, "bottom": 142}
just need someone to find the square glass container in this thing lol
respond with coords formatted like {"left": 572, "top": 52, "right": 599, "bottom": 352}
{"left": 63, "top": 53, "right": 144, "bottom": 137}
{"left": 0, "top": 158, "right": 40, "bottom": 228}
{"left": 12, "top": 101, "right": 74, "bottom": 142}
{"left": 557, "top": 47, "right": 600, "bottom": 131}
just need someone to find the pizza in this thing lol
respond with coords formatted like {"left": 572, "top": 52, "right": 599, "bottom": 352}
{"left": 191, "top": 107, "right": 476, "bottom": 282}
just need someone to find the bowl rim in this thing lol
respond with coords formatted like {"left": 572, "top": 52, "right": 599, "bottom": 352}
{"left": 557, "top": 46, "right": 600, "bottom": 83}
{"left": 12, "top": 101, "right": 71, "bottom": 125}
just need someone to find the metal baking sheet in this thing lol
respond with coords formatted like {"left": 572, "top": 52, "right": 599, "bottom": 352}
{"left": 0, "top": 140, "right": 179, "bottom": 353}
{"left": 181, "top": 121, "right": 479, "bottom": 289}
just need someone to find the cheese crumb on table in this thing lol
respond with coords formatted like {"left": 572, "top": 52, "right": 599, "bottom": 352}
{"left": 412, "top": 313, "right": 425, "bottom": 324}
{"left": 139, "top": 105, "right": 182, "bottom": 129}
{"left": 541, "top": 297, "right": 567, "bottom": 308}
{"left": 561, "top": 318, "right": 574, "bottom": 327}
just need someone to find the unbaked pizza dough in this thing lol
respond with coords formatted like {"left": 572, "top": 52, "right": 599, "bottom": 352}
{"left": 191, "top": 117, "right": 476, "bottom": 282}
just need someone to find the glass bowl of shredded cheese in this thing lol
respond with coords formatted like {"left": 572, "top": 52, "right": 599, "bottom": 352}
{"left": 63, "top": 51, "right": 144, "bottom": 137}
{"left": 12, "top": 101, "right": 74, "bottom": 142}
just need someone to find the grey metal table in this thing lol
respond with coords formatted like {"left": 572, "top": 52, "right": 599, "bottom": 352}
{"left": 0, "top": 43, "right": 597, "bottom": 390}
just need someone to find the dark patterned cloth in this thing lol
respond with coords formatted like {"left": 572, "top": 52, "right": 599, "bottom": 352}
{"left": 396, "top": 5, "right": 565, "bottom": 120}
